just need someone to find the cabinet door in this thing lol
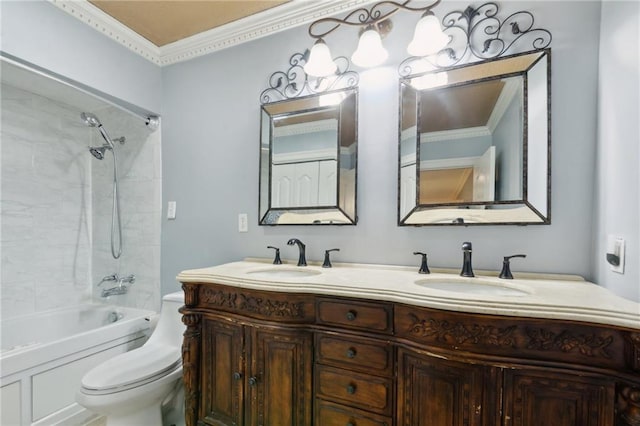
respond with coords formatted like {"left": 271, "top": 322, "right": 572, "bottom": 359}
{"left": 503, "top": 369, "right": 615, "bottom": 426}
{"left": 248, "top": 327, "right": 313, "bottom": 426}
{"left": 200, "top": 318, "right": 245, "bottom": 426}
{"left": 397, "top": 348, "right": 485, "bottom": 426}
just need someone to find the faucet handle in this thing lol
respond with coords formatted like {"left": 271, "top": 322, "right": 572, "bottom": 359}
{"left": 98, "top": 274, "right": 118, "bottom": 286}
{"left": 322, "top": 249, "right": 340, "bottom": 268}
{"left": 413, "top": 252, "right": 430, "bottom": 274}
{"left": 499, "top": 254, "right": 527, "bottom": 279}
{"left": 267, "top": 246, "right": 282, "bottom": 265}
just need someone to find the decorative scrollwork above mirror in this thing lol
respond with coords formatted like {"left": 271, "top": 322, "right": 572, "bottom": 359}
{"left": 399, "top": 2, "right": 552, "bottom": 76}
{"left": 259, "top": 52, "right": 359, "bottom": 225}
{"left": 398, "top": 2, "right": 551, "bottom": 226}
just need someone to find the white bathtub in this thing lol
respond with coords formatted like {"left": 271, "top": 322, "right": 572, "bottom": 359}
{"left": 0, "top": 304, "right": 156, "bottom": 426}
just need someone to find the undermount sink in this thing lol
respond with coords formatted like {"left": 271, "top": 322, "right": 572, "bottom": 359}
{"left": 415, "top": 278, "right": 529, "bottom": 297}
{"left": 246, "top": 267, "right": 322, "bottom": 279}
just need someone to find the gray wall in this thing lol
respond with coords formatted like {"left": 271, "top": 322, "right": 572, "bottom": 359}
{"left": 161, "top": 2, "right": 605, "bottom": 296}
{"left": 593, "top": 1, "right": 639, "bottom": 301}
{"left": 0, "top": 0, "right": 162, "bottom": 113}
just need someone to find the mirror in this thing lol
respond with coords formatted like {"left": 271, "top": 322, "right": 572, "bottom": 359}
{"left": 259, "top": 88, "right": 358, "bottom": 225}
{"left": 398, "top": 49, "right": 550, "bottom": 225}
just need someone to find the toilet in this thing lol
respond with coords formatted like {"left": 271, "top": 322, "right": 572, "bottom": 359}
{"left": 76, "top": 292, "right": 185, "bottom": 426}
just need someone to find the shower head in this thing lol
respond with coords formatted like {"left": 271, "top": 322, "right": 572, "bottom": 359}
{"left": 81, "top": 112, "right": 101, "bottom": 128}
{"left": 89, "top": 145, "right": 109, "bottom": 160}
{"left": 81, "top": 112, "right": 115, "bottom": 149}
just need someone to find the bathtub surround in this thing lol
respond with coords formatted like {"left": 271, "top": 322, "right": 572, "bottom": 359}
{"left": 90, "top": 106, "right": 162, "bottom": 311}
{"left": 1, "top": 67, "right": 162, "bottom": 317}
{"left": 1, "top": 82, "right": 92, "bottom": 316}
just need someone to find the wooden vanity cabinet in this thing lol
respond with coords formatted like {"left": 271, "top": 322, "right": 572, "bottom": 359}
{"left": 197, "top": 316, "right": 312, "bottom": 426}
{"left": 397, "top": 348, "right": 489, "bottom": 426}
{"left": 181, "top": 281, "right": 640, "bottom": 426}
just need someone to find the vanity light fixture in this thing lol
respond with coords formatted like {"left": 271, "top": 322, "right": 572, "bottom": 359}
{"left": 351, "top": 25, "right": 389, "bottom": 68}
{"left": 304, "top": 0, "right": 446, "bottom": 77}
{"left": 304, "top": 39, "right": 337, "bottom": 77}
{"left": 407, "top": 11, "right": 449, "bottom": 56}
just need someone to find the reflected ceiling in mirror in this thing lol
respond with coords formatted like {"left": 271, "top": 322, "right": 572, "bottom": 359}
{"left": 398, "top": 49, "right": 550, "bottom": 225}
{"left": 260, "top": 89, "right": 358, "bottom": 225}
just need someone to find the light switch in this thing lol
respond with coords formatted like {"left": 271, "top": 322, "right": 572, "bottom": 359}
{"left": 167, "top": 201, "right": 177, "bottom": 220}
{"left": 238, "top": 213, "right": 248, "bottom": 233}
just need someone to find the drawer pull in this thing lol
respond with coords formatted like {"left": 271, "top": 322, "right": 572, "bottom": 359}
{"left": 347, "top": 422, "right": 356, "bottom": 426}
{"left": 249, "top": 376, "right": 258, "bottom": 386}
{"left": 346, "top": 348, "right": 357, "bottom": 358}
{"left": 346, "top": 310, "right": 357, "bottom": 321}
{"left": 346, "top": 384, "right": 357, "bottom": 394}
{"left": 232, "top": 372, "right": 242, "bottom": 381}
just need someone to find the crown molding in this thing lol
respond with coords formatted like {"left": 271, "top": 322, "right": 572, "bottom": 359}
{"left": 50, "top": 0, "right": 162, "bottom": 65}
{"left": 274, "top": 118, "right": 337, "bottom": 137}
{"left": 421, "top": 126, "right": 492, "bottom": 143}
{"left": 50, "top": 0, "right": 377, "bottom": 67}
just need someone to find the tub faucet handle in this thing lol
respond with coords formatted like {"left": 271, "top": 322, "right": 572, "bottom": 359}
{"left": 499, "top": 254, "right": 527, "bottom": 279}
{"left": 267, "top": 246, "right": 282, "bottom": 265}
{"left": 119, "top": 274, "right": 135, "bottom": 285}
{"left": 413, "top": 252, "right": 430, "bottom": 274}
{"left": 98, "top": 274, "right": 118, "bottom": 286}
{"left": 322, "top": 249, "right": 340, "bottom": 268}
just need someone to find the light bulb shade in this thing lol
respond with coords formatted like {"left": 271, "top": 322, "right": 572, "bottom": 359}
{"left": 303, "top": 39, "right": 337, "bottom": 77}
{"left": 351, "top": 28, "right": 388, "bottom": 68}
{"left": 407, "top": 13, "right": 449, "bottom": 57}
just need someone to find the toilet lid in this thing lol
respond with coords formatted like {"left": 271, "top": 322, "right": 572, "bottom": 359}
{"left": 81, "top": 343, "right": 181, "bottom": 393}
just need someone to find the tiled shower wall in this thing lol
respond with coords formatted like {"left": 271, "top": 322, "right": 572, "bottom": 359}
{"left": 90, "top": 108, "right": 162, "bottom": 311}
{"left": 0, "top": 82, "right": 162, "bottom": 319}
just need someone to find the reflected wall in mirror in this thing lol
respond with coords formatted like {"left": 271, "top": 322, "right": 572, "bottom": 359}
{"left": 259, "top": 89, "right": 358, "bottom": 225}
{"left": 398, "top": 49, "right": 551, "bottom": 225}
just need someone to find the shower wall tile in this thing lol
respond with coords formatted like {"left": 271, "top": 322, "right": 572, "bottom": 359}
{"left": 90, "top": 106, "right": 162, "bottom": 312}
{"left": 1, "top": 82, "right": 162, "bottom": 320}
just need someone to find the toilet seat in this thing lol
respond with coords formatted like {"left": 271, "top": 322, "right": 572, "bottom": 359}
{"left": 80, "top": 344, "right": 182, "bottom": 395}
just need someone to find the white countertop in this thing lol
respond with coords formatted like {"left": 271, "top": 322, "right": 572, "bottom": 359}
{"left": 177, "top": 258, "right": 640, "bottom": 330}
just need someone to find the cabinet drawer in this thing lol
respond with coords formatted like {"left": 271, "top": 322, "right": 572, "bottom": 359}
{"left": 315, "top": 399, "right": 392, "bottom": 426}
{"left": 316, "top": 334, "right": 393, "bottom": 375}
{"left": 317, "top": 299, "right": 392, "bottom": 333}
{"left": 316, "top": 366, "right": 393, "bottom": 415}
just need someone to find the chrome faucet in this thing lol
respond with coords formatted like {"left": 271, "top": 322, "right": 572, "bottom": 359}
{"left": 460, "top": 242, "right": 474, "bottom": 277}
{"left": 99, "top": 273, "right": 135, "bottom": 297}
{"left": 287, "top": 238, "right": 307, "bottom": 266}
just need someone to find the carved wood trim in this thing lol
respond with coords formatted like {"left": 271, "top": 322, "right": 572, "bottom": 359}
{"left": 618, "top": 385, "right": 640, "bottom": 426}
{"left": 182, "top": 313, "right": 201, "bottom": 426}
{"left": 201, "top": 287, "right": 306, "bottom": 319}
{"left": 398, "top": 307, "right": 622, "bottom": 366}
{"left": 407, "top": 313, "right": 517, "bottom": 347}
{"left": 525, "top": 328, "right": 614, "bottom": 358}
{"left": 182, "top": 282, "right": 199, "bottom": 307}
{"left": 626, "top": 333, "right": 640, "bottom": 372}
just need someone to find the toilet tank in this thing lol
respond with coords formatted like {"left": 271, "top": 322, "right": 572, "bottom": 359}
{"left": 146, "top": 291, "right": 185, "bottom": 347}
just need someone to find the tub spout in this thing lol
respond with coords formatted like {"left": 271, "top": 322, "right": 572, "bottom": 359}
{"left": 100, "top": 274, "right": 135, "bottom": 297}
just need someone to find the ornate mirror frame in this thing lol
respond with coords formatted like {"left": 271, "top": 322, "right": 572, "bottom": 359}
{"left": 397, "top": 2, "right": 552, "bottom": 226}
{"left": 259, "top": 52, "right": 359, "bottom": 225}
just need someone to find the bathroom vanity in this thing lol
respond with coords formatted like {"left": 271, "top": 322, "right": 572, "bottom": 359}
{"left": 178, "top": 260, "right": 640, "bottom": 426}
